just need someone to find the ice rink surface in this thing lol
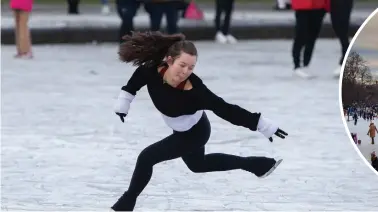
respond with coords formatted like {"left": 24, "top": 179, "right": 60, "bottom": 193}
{"left": 2, "top": 40, "right": 378, "bottom": 211}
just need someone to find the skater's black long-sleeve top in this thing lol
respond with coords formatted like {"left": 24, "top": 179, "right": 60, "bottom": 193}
{"left": 121, "top": 65, "right": 261, "bottom": 131}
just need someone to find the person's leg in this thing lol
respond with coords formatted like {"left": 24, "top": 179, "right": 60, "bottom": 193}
{"left": 147, "top": 3, "right": 164, "bottom": 32}
{"left": 214, "top": 0, "right": 223, "bottom": 32}
{"left": 112, "top": 113, "right": 212, "bottom": 211}
{"left": 176, "top": 0, "right": 189, "bottom": 18}
{"left": 292, "top": 10, "right": 309, "bottom": 69}
{"left": 330, "top": 0, "right": 354, "bottom": 65}
{"left": 111, "top": 132, "right": 210, "bottom": 211}
{"left": 18, "top": 10, "right": 32, "bottom": 55}
{"left": 303, "top": 9, "right": 326, "bottom": 67}
{"left": 214, "top": 0, "right": 228, "bottom": 43}
{"left": 67, "top": 0, "right": 80, "bottom": 14}
{"left": 13, "top": 10, "right": 21, "bottom": 55}
{"left": 221, "top": 0, "right": 234, "bottom": 35}
{"left": 182, "top": 146, "right": 277, "bottom": 176}
{"left": 164, "top": 2, "right": 179, "bottom": 34}
{"left": 116, "top": 0, "right": 140, "bottom": 43}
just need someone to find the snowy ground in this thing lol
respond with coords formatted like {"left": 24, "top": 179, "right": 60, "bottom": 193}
{"left": 2, "top": 40, "right": 378, "bottom": 211}
{"left": 346, "top": 117, "right": 378, "bottom": 162}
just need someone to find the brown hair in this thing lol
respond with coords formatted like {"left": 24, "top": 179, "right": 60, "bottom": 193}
{"left": 118, "top": 31, "right": 197, "bottom": 67}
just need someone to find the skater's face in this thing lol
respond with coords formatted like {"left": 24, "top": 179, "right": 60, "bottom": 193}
{"left": 166, "top": 52, "right": 197, "bottom": 83}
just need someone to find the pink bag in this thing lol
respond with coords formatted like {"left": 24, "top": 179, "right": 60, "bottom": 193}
{"left": 184, "top": 1, "right": 204, "bottom": 20}
{"left": 10, "top": 0, "right": 33, "bottom": 12}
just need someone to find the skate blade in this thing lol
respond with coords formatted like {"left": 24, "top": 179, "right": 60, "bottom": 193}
{"left": 258, "top": 158, "right": 283, "bottom": 179}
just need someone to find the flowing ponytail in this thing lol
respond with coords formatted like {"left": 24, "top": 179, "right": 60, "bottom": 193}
{"left": 118, "top": 31, "right": 187, "bottom": 67}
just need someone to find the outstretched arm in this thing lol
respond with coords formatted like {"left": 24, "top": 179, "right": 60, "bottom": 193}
{"left": 201, "top": 87, "right": 261, "bottom": 131}
{"left": 114, "top": 66, "right": 149, "bottom": 122}
{"left": 198, "top": 83, "right": 287, "bottom": 141}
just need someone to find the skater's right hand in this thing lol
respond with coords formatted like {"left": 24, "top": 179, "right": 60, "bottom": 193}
{"left": 114, "top": 90, "right": 135, "bottom": 123}
{"left": 257, "top": 116, "right": 288, "bottom": 142}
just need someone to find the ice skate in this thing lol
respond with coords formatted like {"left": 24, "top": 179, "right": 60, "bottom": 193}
{"left": 257, "top": 158, "right": 283, "bottom": 178}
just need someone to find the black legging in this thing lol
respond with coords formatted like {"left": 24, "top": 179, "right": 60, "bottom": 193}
{"left": 111, "top": 112, "right": 276, "bottom": 211}
{"left": 330, "top": 0, "right": 354, "bottom": 65}
{"left": 215, "top": 0, "right": 235, "bottom": 35}
{"left": 292, "top": 9, "right": 326, "bottom": 69}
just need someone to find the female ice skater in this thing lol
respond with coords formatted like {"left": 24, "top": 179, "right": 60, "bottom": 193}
{"left": 111, "top": 31, "right": 288, "bottom": 211}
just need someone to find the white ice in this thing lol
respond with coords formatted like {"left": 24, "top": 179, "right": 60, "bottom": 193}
{"left": 346, "top": 116, "right": 378, "bottom": 162}
{"left": 2, "top": 40, "right": 378, "bottom": 211}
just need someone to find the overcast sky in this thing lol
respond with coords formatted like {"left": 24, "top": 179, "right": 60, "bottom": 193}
{"left": 351, "top": 12, "right": 378, "bottom": 77}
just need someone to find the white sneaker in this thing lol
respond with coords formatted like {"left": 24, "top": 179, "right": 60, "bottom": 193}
{"left": 293, "top": 67, "right": 313, "bottom": 79}
{"left": 226, "top": 34, "right": 238, "bottom": 44}
{"left": 101, "top": 5, "right": 110, "bottom": 15}
{"left": 333, "top": 65, "right": 341, "bottom": 79}
{"left": 215, "top": 31, "right": 227, "bottom": 44}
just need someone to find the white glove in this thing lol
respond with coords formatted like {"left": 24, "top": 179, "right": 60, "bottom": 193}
{"left": 257, "top": 116, "right": 287, "bottom": 142}
{"left": 114, "top": 90, "right": 135, "bottom": 122}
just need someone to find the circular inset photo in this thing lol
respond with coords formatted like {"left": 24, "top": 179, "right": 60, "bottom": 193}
{"left": 341, "top": 8, "right": 378, "bottom": 174}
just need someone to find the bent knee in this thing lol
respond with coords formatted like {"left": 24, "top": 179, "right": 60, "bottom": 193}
{"left": 137, "top": 148, "right": 155, "bottom": 166}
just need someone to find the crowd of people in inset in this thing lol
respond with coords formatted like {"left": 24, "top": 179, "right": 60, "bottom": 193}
{"left": 347, "top": 103, "right": 378, "bottom": 172}
{"left": 344, "top": 104, "right": 377, "bottom": 125}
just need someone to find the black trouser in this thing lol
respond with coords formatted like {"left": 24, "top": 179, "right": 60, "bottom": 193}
{"left": 215, "top": 0, "right": 234, "bottom": 35}
{"left": 111, "top": 112, "right": 276, "bottom": 211}
{"left": 67, "top": 0, "right": 80, "bottom": 14}
{"left": 330, "top": 0, "right": 354, "bottom": 65}
{"left": 292, "top": 9, "right": 326, "bottom": 69}
{"left": 116, "top": 0, "right": 140, "bottom": 43}
{"left": 145, "top": 2, "right": 179, "bottom": 34}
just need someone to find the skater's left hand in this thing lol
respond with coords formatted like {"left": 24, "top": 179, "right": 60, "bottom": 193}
{"left": 257, "top": 116, "right": 288, "bottom": 142}
{"left": 269, "top": 128, "right": 288, "bottom": 142}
